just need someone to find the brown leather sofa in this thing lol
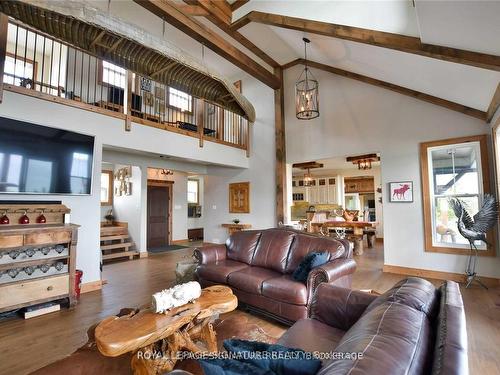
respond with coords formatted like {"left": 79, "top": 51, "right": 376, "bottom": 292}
{"left": 278, "top": 277, "right": 468, "bottom": 374}
{"left": 194, "top": 228, "right": 356, "bottom": 323}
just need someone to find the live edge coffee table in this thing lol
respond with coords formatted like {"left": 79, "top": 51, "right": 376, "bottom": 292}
{"left": 95, "top": 285, "right": 238, "bottom": 375}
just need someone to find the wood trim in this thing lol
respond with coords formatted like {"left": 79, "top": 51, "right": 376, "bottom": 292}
{"left": 5, "top": 52, "right": 39, "bottom": 83}
{"left": 486, "top": 83, "right": 500, "bottom": 123}
{"left": 274, "top": 67, "right": 286, "bottom": 224}
{"left": 133, "top": 0, "right": 280, "bottom": 89}
{"left": 383, "top": 264, "right": 500, "bottom": 287}
{"left": 282, "top": 59, "right": 486, "bottom": 121}
{"left": 147, "top": 179, "right": 173, "bottom": 246}
{"left": 101, "top": 170, "right": 114, "bottom": 206}
{"left": 420, "top": 134, "right": 496, "bottom": 256}
{"left": 0, "top": 13, "right": 8, "bottom": 103}
{"left": 234, "top": 11, "right": 500, "bottom": 72}
{"left": 139, "top": 251, "right": 149, "bottom": 258}
{"left": 171, "top": 239, "right": 189, "bottom": 244}
{"left": 80, "top": 280, "right": 103, "bottom": 294}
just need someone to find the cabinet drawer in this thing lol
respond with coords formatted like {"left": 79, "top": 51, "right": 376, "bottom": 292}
{"left": 0, "top": 274, "right": 69, "bottom": 310}
{"left": 24, "top": 231, "right": 71, "bottom": 246}
{"left": 0, "top": 235, "right": 24, "bottom": 248}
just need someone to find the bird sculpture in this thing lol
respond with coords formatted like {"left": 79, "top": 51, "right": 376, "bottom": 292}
{"left": 449, "top": 194, "right": 498, "bottom": 288}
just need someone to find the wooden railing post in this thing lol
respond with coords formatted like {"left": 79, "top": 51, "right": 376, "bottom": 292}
{"left": 246, "top": 121, "right": 251, "bottom": 157}
{"left": 0, "top": 13, "right": 8, "bottom": 104}
{"left": 196, "top": 98, "right": 204, "bottom": 147}
{"left": 125, "top": 71, "right": 133, "bottom": 131}
{"left": 218, "top": 106, "right": 225, "bottom": 142}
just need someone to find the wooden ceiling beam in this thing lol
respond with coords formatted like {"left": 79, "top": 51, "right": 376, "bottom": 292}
{"left": 134, "top": 0, "right": 280, "bottom": 89}
{"left": 486, "top": 83, "right": 500, "bottom": 123}
{"left": 192, "top": 0, "right": 232, "bottom": 25}
{"left": 174, "top": 4, "right": 209, "bottom": 16}
{"left": 233, "top": 11, "right": 500, "bottom": 72}
{"left": 283, "top": 59, "right": 487, "bottom": 121}
{"left": 230, "top": 1, "right": 249, "bottom": 12}
{"left": 184, "top": 1, "right": 280, "bottom": 68}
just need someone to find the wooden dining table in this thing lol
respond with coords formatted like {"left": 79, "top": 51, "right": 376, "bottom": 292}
{"left": 310, "top": 220, "right": 377, "bottom": 256}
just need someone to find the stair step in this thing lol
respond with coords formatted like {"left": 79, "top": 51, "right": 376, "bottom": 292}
{"left": 101, "top": 242, "right": 133, "bottom": 251}
{"left": 102, "top": 251, "right": 139, "bottom": 260}
{"left": 100, "top": 234, "right": 130, "bottom": 242}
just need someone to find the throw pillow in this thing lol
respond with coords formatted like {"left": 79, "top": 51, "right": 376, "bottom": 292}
{"left": 292, "top": 252, "right": 330, "bottom": 283}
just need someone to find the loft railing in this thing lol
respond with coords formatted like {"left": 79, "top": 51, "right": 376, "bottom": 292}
{"left": 2, "top": 21, "right": 250, "bottom": 153}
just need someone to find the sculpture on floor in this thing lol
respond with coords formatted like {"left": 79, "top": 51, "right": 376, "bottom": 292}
{"left": 449, "top": 194, "right": 498, "bottom": 289}
{"left": 152, "top": 281, "right": 202, "bottom": 313}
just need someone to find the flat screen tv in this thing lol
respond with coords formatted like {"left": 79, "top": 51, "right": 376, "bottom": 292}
{"left": 0, "top": 116, "right": 94, "bottom": 195}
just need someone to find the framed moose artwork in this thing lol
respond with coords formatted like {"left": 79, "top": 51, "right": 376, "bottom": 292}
{"left": 389, "top": 181, "right": 413, "bottom": 202}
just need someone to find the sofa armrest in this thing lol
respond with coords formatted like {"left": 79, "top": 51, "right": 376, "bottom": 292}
{"left": 193, "top": 244, "right": 227, "bottom": 264}
{"left": 309, "top": 283, "right": 378, "bottom": 331}
{"left": 307, "top": 258, "right": 357, "bottom": 292}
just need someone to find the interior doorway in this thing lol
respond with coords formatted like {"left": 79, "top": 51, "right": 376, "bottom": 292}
{"left": 147, "top": 180, "right": 173, "bottom": 250}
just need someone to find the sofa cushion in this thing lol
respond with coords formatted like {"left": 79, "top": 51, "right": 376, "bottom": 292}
{"left": 262, "top": 275, "right": 308, "bottom": 305}
{"left": 278, "top": 318, "right": 345, "bottom": 358}
{"left": 251, "top": 229, "right": 296, "bottom": 273}
{"left": 285, "top": 234, "right": 345, "bottom": 274}
{"left": 319, "top": 301, "right": 434, "bottom": 375}
{"left": 292, "top": 251, "right": 330, "bottom": 283}
{"left": 363, "top": 277, "right": 440, "bottom": 320}
{"left": 197, "top": 260, "right": 248, "bottom": 284}
{"left": 226, "top": 230, "right": 262, "bottom": 264}
{"left": 227, "top": 267, "right": 281, "bottom": 295}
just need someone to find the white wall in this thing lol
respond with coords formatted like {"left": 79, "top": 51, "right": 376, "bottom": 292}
{"left": 284, "top": 65, "right": 499, "bottom": 278}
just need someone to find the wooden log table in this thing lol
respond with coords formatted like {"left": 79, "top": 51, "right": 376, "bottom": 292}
{"left": 95, "top": 285, "right": 237, "bottom": 375}
{"left": 311, "top": 221, "right": 377, "bottom": 256}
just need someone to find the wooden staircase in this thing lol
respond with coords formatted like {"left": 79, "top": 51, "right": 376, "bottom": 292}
{"left": 100, "top": 224, "right": 139, "bottom": 262}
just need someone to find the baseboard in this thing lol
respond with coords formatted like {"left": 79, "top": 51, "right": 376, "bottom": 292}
{"left": 80, "top": 280, "right": 103, "bottom": 294}
{"left": 376, "top": 238, "right": 384, "bottom": 243}
{"left": 383, "top": 265, "right": 500, "bottom": 287}
{"left": 171, "top": 239, "right": 189, "bottom": 244}
{"left": 139, "top": 251, "right": 148, "bottom": 258}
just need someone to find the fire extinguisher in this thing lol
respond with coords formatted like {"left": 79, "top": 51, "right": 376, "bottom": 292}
{"left": 75, "top": 269, "right": 83, "bottom": 299}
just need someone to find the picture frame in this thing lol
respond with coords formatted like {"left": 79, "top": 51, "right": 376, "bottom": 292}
{"left": 155, "top": 86, "right": 165, "bottom": 100}
{"left": 144, "top": 92, "right": 154, "bottom": 106}
{"left": 389, "top": 181, "right": 413, "bottom": 202}
{"left": 229, "top": 182, "right": 250, "bottom": 213}
{"left": 233, "top": 80, "right": 242, "bottom": 93}
{"left": 140, "top": 77, "right": 152, "bottom": 92}
{"left": 155, "top": 99, "right": 165, "bottom": 115}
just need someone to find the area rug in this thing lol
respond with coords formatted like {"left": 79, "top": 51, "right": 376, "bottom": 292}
{"left": 31, "top": 311, "right": 278, "bottom": 375}
{"left": 148, "top": 244, "right": 190, "bottom": 253}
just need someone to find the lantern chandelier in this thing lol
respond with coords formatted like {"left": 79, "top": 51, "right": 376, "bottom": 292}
{"left": 295, "top": 37, "right": 319, "bottom": 120}
{"left": 346, "top": 154, "right": 380, "bottom": 170}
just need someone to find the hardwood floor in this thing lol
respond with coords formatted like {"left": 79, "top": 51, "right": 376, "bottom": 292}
{"left": 0, "top": 243, "right": 499, "bottom": 374}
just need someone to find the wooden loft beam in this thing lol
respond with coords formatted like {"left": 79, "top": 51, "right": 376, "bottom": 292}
{"left": 486, "top": 83, "right": 500, "bottom": 123}
{"left": 274, "top": 67, "right": 287, "bottom": 224}
{"left": 184, "top": 1, "right": 279, "bottom": 68}
{"left": 233, "top": 11, "right": 500, "bottom": 72}
{"left": 283, "top": 59, "right": 487, "bottom": 121}
{"left": 175, "top": 3, "right": 209, "bottom": 16}
{"left": 192, "top": 0, "right": 232, "bottom": 25}
{"left": 134, "top": 0, "right": 280, "bottom": 89}
{"left": 230, "top": 1, "right": 249, "bottom": 12}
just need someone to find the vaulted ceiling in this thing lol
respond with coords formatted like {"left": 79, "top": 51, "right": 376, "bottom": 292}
{"left": 133, "top": 0, "right": 500, "bottom": 123}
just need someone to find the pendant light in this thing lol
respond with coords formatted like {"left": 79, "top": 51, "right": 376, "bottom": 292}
{"left": 303, "top": 168, "right": 313, "bottom": 186}
{"left": 295, "top": 37, "right": 319, "bottom": 120}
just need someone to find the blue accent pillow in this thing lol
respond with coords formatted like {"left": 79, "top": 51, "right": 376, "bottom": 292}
{"left": 292, "top": 251, "right": 330, "bottom": 283}
{"left": 199, "top": 339, "right": 321, "bottom": 375}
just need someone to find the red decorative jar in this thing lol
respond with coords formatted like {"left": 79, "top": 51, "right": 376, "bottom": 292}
{"left": 37, "top": 211, "right": 47, "bottom": 224}
{"left": 19, "top": 211, "right": 30, "bottom": 225}
{"left": 0, "top": 212, "right": 9, "bottom": 225}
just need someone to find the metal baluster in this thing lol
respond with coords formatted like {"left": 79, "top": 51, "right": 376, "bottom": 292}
{"left": 49, "top": 37, "right": 54, "bottom": 95}
{"left": 40, "top": 33, "right": 46, "bottom": 92}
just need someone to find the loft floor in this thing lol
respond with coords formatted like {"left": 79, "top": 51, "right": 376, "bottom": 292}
{"left": 0, "top": 242, "right": 498, "bottom": 375}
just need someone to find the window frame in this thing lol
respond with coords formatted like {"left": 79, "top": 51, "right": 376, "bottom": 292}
{"left": 100, "top": 170, "right": 114, "bottom": 206}
{"left": 187, "top": 179, "right": 199, "bottom": 204}
{"left": 98, "top": 60, "right": 127, "bottom": 89}
{"left": 3, "top": 52, "right": 38, "bottom": 87}
{"left": 420, "top": 134, "right": 496, "bottom": 256}
{"left": 167, "top": 86, "right": 193, "bottom": 114}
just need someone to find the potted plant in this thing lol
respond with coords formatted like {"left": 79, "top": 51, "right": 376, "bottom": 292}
{"left": 104, "top": 209, "right": 115, "bottom": 226}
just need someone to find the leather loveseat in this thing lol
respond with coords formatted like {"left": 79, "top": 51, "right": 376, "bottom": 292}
{"left": 194, "top": 228, "right": 356, "bottom": 323}
{"left": 278, "top": 277, "right": 468, "bottom": 374}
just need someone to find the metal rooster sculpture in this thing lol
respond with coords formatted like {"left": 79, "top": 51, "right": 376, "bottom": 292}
{"left": 449, "top": 194, "right": 498, "bottom": 289}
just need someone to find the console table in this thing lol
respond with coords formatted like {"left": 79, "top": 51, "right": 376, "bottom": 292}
{"left": 0, "top": 203, "right": 79, "bottom": 313}
{"left": 221, "top": 223, "right": 252, "bottom": 236}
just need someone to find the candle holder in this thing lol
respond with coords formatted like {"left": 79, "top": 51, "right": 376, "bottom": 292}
{"left": 19, "top": 210, "right": 30, "bottom": 225}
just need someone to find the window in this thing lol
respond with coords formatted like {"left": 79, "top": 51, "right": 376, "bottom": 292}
{"left": 168, "top": 87, "right": 192, "bottom": 112}
{"left": 100, "top": 60, "right": 126, "bottom": 88}
{"left": 3, "top": 53, "right": 36, "bottom": 86}
{"left": 420, "top": 135, "right": 495, "bottom": 256}
{"left": 187, "top": 179, "right": 199, "bottom": 204}
{"left": 101, "top": 171, "right": 113, "bottom": 206}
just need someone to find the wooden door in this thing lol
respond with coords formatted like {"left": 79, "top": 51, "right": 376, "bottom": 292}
{"left": 147, "top": 184, "right": 170, "bottom": 249}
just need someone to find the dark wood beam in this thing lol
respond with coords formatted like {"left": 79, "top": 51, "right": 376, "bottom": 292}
{"left": 185, "top": 1, "right": 279, "bottom": 68}
{"left": 134, "top": 0, "right": 280, "bottom": 89}
{"left": 234, "top": 11, "right": 500, "bottom": 72}
{"left": 486, "top": 83, "right": 500, "bottom": 123}
{"left": 230, "top": 0, "right": 249, "bottom": 12}
{"left": 194, "top": 0, "right": 232, "bottom": 25}
{"left": 274, "top": 67, "right": 287, "bottom": 224}
{"left": 0, "top": 13, "right": 8, "bottom": 104}
{"left": 283, "top": 59, "right": 487, "bottom": 121}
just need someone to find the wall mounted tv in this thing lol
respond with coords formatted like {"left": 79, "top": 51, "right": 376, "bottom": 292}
{"left": 0, "top": 116, "right": 94, "bottom": 195}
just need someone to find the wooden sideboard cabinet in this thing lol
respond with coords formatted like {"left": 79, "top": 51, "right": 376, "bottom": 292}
{"left": 0, "top": 223, "right": 79, "bottom": 313}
